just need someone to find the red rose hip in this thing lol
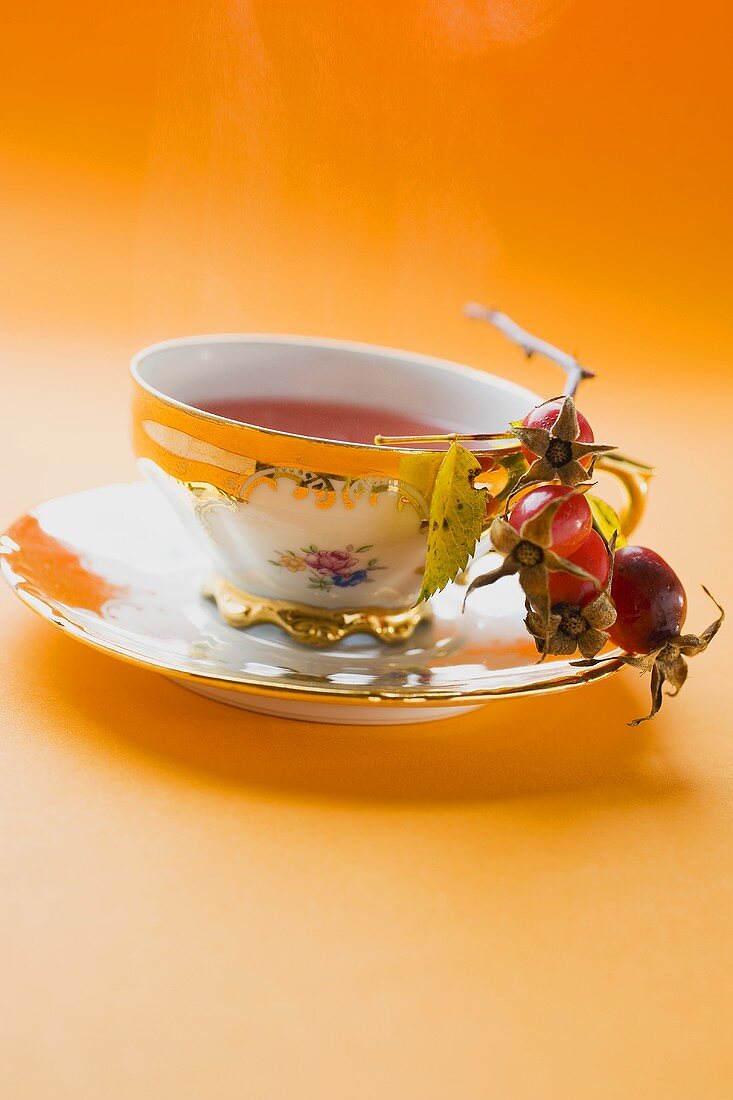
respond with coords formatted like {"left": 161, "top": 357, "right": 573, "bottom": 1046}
{"left": 608, "top": 546, "right": 687, "bottom": 654}
{"left": 548, "top": 529, "right": 610, "bottom": 608}
{"left": 509, "top": 484, "right": 592, "bottom": 558}
{"left": 520, "top": 398, "right": 594, "bottom": 467}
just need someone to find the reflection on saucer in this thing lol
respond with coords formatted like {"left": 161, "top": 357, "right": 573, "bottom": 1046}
{"left": 1, "top": 483, "right": 622, "bottom": 726}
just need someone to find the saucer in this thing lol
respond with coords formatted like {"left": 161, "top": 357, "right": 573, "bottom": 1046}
{"left": 0, "top": 483, "right": 622, "bottom": 725}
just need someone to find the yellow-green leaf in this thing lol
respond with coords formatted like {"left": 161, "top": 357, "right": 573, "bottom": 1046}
{"left": 398, "top": 450, "right": 444, "bottom": 509}
{"left": 587, "top": 494, "right": 627, "bottom": 548}
{"left": 418, "top": 443, "right": 487, "bottom": 602}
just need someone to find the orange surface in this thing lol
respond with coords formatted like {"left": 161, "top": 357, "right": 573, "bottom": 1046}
{"left": 1, "top": 3, "right": 732, "bottom": 1097}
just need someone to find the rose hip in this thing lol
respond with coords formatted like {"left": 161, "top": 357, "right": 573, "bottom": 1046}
{"left": 548, "top": 529, "right": 610, "bottom": 608}
{"left": 520, "top": 398, "right": 594, "bottom": 467}
{"left": 603, "top": 546, "right": 723, "bottom": 725}
{"left": 608, "top": 546, "right": 687, "bottom": 654}
{"left": 509, "top": 484, "right": 591, "bottom": 558}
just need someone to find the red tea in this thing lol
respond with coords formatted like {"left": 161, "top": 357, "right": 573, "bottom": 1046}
{"left": 193, "top": 396, "right": 451, "bottom": 445}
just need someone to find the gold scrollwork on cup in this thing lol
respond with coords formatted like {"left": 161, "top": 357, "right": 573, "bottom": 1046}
{"left": 184, "top": 482, "right": 241, "bottom": 534}
{"left": 237, "top": 463, "right": 430, "bottom": 518}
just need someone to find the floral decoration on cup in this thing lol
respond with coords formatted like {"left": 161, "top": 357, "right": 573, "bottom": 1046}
{"left": 271, "top": 544, "right": 384, "bottom": 592}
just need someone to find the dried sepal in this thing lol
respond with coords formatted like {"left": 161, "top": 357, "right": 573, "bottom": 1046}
{"left": 465, "top": 494, "right": 601, "bottom": 627}
{"left": 489, "top": 516, "right": 520, "bottom": 556}
{"left": 525, "top": 533, "right": 617, "bottom": 659}
{"left": 526, "top": 603, "right": 574, "bottom": 657}
{"left": 677, "top": 588, "right": 724, "bottom": 654}
{"left": 512, "top": 395, "right": 616, "bottom": 491}
{"left": 625, "top": 588, "right": 724, "bottom": 726}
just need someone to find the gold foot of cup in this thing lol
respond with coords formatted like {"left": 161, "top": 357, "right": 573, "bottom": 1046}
{"left": 204, "top": 575, "right": 429, "bottom": 647}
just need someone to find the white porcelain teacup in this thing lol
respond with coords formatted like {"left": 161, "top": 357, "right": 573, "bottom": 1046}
{"left": 130, "top": 335, "right": 645, "bottom": 646}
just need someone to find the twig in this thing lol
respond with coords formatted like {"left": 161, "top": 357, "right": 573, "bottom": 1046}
{"left": 464, "top": 302, "right": 595, "bottom": 398}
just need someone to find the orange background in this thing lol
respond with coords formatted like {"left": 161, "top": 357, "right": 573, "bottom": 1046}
{"left": 1, "top": 3, "right": 732, "bottom": 1096}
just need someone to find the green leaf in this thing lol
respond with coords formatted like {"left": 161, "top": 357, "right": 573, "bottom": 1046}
{"left": 417, "top": 443, "right": 487, "bottom": 602}
{"left": 587, "top": 494, "right": 627, "bottom": 548}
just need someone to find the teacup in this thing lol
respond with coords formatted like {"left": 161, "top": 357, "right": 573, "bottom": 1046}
{"left": 131, "top": 335, "right": 648, "bottom": 645}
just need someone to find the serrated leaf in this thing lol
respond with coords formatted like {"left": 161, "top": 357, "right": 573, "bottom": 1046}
{"left": 588, "top": 494, "right": 627, "bottom": 548}
{"left": 418, "top": 443, "right": 487, "bottom": 602}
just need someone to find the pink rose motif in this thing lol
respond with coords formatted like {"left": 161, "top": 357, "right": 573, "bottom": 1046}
{"left": 304, "top": 549, "right": 359, "bottom": 576}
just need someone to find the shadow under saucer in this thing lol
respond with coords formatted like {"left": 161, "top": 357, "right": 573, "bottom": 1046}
{"left": 14, "top": 619, "right": 689, "bottom": 808}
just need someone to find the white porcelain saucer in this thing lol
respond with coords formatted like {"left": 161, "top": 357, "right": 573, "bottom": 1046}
{"left": 0, "top": 483, "right": 622, "bottom": 724}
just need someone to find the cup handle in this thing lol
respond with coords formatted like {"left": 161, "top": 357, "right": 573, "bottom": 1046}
{"left": 592, "top": 452, "right": 656, "bottom": 539}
